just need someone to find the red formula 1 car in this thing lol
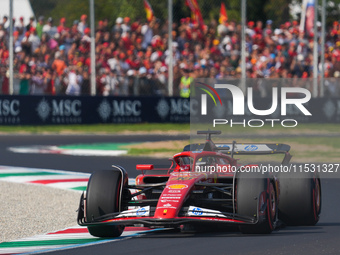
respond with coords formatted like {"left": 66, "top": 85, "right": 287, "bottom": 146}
{"left": 77, "top": 131, "right": 321, "bottom": 237}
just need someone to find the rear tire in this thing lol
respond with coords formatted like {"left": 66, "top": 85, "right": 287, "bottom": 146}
{"left": 236, "top": 172, "right": 276, "bottom": 234}
{"left": 86, "top": 169, "right": 126, "bottom": 237}
{"left": 278, "top": 172, "right": 321, "bottom": 226}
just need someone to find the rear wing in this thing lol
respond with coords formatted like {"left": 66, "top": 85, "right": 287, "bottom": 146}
{"left": 183, "top": 143, "right": 290, "bottom": 155}
{"left": 185, "top": 131, "right": 292, "bottom": 164}
{"left": 216, "top": 143, "right": 292, "bottom": 164}
{"left": 183, "top": 142, "right": 292, "bottom": 164}
{"left": 215, "top": 143, "right": 290, "bottom": 155}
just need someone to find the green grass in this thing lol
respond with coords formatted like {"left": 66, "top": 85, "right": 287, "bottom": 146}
{"left": 232, "top": 137, "right": 340, "bottom": 148}
{"left": 0, "top": 123, "right": 190, "bottom": 134}
{"left": 0, "top": 123, "right": 338, "bottom": 134}
{"left": 190, "top": 123, "right": 340, "bottom": 135}
{"left": 0, "top": 122, "right": 337, "bottom": 162}
{"left": 59, "top": 143, "right": 135, "bottom": 150}
{"left": 127, "top": 148, "right": 181, "bottom": 156}
{"left": 237, "top": 137, "right": 340, "bottom": 162}
{"left": 123, "top": 136, "right": 340, "bottom": 162}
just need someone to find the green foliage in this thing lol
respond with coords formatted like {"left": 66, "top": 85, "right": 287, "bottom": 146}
{"left": 52, "top": 0, "right": 88, "bottom": 26}
{"left": 264, "top": 0, "right": 290, "bottom": 27}
{"left": 29, "top": 0, "right": 57, "bottom": 18}
{"left": 28, "top": 0, "right": 340, "bottom": 31}
{"left": 30, "top": 0, "right": 172, "bottom": 28}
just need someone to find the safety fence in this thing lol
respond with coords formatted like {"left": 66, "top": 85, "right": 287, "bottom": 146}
{"left": 1, "top": 0, "right": 340, "bottom": 97}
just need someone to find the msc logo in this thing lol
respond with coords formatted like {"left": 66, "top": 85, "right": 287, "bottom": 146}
{"left": 36, "top": 99, "right": 81, "bottom": 122}
{"left": 155, "top": 98, "right": 190, "bottom": 120}
{"left": 0, "top": 99, "right": 19, "bottom": 116}
{"left": 97, "top": 99, "right": 141, "bottom": 122}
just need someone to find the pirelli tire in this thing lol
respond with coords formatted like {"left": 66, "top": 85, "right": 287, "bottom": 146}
{"left": 278, "top": 172, "right": 321, "bottom": 226}
{"left": 236, "top": 172, "right": 277, "bottom": 234}
{"left": 86, "top": 167, "right": 128, "bottom": 237}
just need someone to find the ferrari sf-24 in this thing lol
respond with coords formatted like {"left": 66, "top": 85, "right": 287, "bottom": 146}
{"left": 77, "top": 130, "right": 321, "bottom": 237}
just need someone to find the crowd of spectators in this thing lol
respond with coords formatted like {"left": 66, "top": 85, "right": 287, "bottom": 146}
{"left": 0, "top": 13, "right": 339, "bottom": 97}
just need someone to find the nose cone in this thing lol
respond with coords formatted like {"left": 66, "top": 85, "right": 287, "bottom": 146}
{"left": 154, "top": 172, "right": 208, "bottom": 219}
{"left": 154, "top": 183, "right": 190, "bottom": 219}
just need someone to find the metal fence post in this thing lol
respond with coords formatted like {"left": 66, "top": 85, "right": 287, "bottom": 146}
{"left": 241, "top": 0, "right": 246, "bottom": 92}
{"left": 313, "top": 0, "right": 318, "bottom": 97}
{"left": 320, "top": 0, "right": 325, "bottom": 97}
{"left": 90, "top": 0, "right": 96, "bottom": 96}
{"left": 9, "top": 0, "right": 14, "bottom": 95}
{"left": 168, "top": 0, "right": 173, "bottom": 96}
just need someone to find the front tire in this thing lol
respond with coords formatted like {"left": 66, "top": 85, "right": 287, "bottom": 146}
{"left": 86, "top": 168, "right": 126, "bottom": 237}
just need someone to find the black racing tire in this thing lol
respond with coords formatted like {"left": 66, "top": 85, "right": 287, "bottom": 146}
{"left": 278, "top": 173, "right": 321, "bottom": 226}
{"left": 236, "top": 172, "right": 276, "bottom": 234}
{"left": 86, "top": 169, "right": 125, "bottom": 237}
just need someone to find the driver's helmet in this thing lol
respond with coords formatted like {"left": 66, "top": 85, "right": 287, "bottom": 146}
{"left": 180, "top": 164, "right": 191, "bottom": 171}
{"left": 178, "top": 156, "right": 192, "bottom": 171}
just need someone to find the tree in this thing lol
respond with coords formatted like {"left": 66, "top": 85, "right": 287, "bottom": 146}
{"left": 264, "top": 0, "right": 290, "bottom": 27}
{"left": 29, "top": 0, "right": 338, "bottom": 30}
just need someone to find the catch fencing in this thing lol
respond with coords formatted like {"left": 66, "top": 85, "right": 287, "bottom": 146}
{"left": 0, "top": 0, "right": 340, "bottom": 98}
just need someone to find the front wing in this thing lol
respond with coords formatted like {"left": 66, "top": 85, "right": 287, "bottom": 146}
{"left": 77, "top": 196, "right": 266, "bottom": 228}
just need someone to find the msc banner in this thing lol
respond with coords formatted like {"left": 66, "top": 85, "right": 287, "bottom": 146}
{"left": 0, "top": 96, "right": 190, "bottom": 125}
{"left": 0, "top": 95, "right": 339, "bottom": 125}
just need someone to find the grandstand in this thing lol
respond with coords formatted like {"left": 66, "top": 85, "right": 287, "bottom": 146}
{"left": 0, "top": 1, "right": 339, "bottom": 97}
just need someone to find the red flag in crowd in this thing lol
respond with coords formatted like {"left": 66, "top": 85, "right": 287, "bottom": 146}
{"left": 219, "top": 2, "right": 228, "bottom": 24}
{"left": 144, "top": 0, "right": 154, "bottom": 22}
{"left": 305, "top": 0, "right": 315, "bottom": 35}
{"left": 185, "top": 0, "right": 205, "bottom": 28}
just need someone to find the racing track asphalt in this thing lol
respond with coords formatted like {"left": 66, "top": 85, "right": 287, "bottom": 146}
{"left": 1, "top": 134, "right": 340, "bottom": 255}
{"left": 0, "top": 134, "right": 187, "bottom": 174}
